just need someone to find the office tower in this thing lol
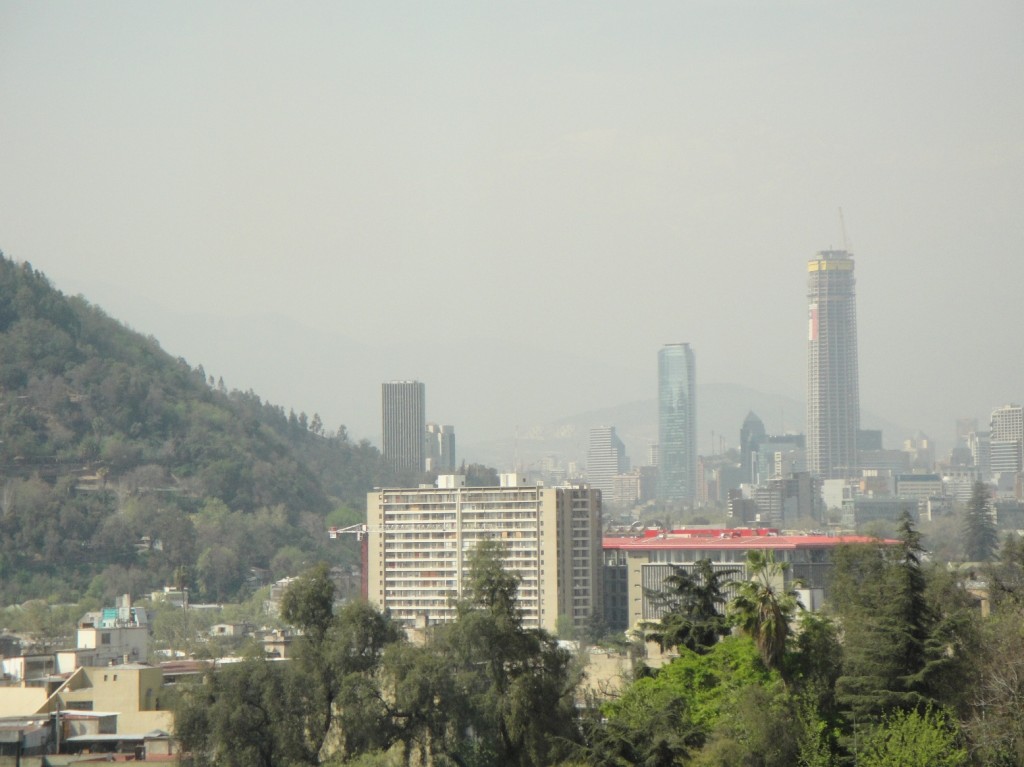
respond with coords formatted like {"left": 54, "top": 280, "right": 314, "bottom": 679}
{"left": 587, "top": 426, "right": 628, "bottom": 500}
{"left": 658, "top": 343, "right": 697, "bottom": 501}
{"left": 969, "top": 430, "right": 992, "bottom": 476}
{"left": 806, "top": 250, "right": 861, "bottom": 479}
{"left": 752, "top": 434, "right": 807, "bottom": 484}
{"left": 425, "top": 423, "right": 456, "bottom": 472}
{"left": 740, "top": 411, "right": 766, "bottom": 484}
{"left": 990, "top": 404, "right": 1023, "bottom": 477}
{"left": 366, "top": 476, "right": 602, "bottom": 633}
{"left": 381, "top": 381, "right": 426, "bottom": 474}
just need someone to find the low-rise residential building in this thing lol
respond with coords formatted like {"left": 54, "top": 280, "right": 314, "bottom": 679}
{"left": 602, "top": 528, "right": 892, "bottom": 632}
{"left": 76, "top": 595, "right": 149, "bottom": 667}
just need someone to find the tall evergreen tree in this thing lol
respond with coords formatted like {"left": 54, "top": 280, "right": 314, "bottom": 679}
{"left": 962, "top": 480, "right": 998, "bottom": 562}
{"left": 834, "top": 513, "right": 936, "bottom": 724}
{"left": 643, "top": 558, "right": 734, "bottom": 654}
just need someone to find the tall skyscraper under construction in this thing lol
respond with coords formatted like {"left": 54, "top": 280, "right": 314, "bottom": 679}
{"left": 806, "top": 250, "right": 861, "bottom": 479}
{"left": 658, "top": 343, "right": 697, "bottom": 502}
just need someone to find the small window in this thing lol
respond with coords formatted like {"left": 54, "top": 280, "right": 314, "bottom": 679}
{"left": 100, "top": 632, "right": 112, "bottom": 645}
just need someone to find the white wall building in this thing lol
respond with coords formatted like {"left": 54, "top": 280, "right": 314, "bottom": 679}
{"left": 366, "top": 475, "right": 602, "bottom": 634}
{"left": 75, "top": 596, "right": 149, "bottom": 667}
{"left": 991, "top": 405, "right": 1023, "bottom": 478}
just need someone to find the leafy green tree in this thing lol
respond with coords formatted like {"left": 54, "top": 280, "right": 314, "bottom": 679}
{"left": 596, "top": 636, "right": 779, "bottom": 764}
{"left": 858, "top": 706, "right": 967, "bottom": 767}
{"left": 581, "top": 694, "right": 697, "bottom": 767}
{"left": 693, "top": 683, "right": 800, "bottom": 767}
{"left": 791, "top": 611, "right": 843, "bottom": 699}
{"left": 644, "top": 559, "right": 733, "bottom": 654}
{"left": 460, "top": 462, "right": 500, "bottom": 487}
{"left": 281, "top": 562, "right": 335, "bottom": 642}
{"left": 314, "top": 600, "right": 403, "bottom": 760}
{"left": 964, "top": 609, "right": 1024, "bottom": 765}
{"left": 962, "top": 480, "right": 998, "bottom": 562}
{"left": 793, "top": 693, "right": 839, "bottom": 767}
{"left": 175, "top": 658, "right": 308, "bottom": 767}
{"left": 424, "top": 539, "right": 582, "bottom": 767}
{"left": 728, "top": 549, "right": 803, "bottom": 672}
{"left": 195, "top": 545, "right": 242, "bottom": 602}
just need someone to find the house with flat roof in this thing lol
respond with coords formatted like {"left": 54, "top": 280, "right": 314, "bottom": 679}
{"left": 602, "top": 528, "right": 896, "bottom": 632}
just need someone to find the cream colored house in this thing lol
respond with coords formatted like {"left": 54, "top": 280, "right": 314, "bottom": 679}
{"left": 50, "top": 663, "right": 172, "bottom": 734}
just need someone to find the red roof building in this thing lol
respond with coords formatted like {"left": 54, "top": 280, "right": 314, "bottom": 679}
{"left": 602, "top": 528, "right": 893, "bottom": 631}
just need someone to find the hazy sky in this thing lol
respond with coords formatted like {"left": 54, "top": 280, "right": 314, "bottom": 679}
{"left": 2, "top": 2, "right": 1022, "bottom": 455}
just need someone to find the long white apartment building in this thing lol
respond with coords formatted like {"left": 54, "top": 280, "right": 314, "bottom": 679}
{"left": 366, "top": 474, "right": 602, "bottom": 634}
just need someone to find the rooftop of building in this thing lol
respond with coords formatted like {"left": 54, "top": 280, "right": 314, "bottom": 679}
{"left": 604, "top": 528, "right": 891, "bottom": 552}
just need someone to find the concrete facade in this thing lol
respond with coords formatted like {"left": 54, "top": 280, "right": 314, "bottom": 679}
{"left": 381, "top": 380, "right": 426, "bottom": 474}
{"left": 366, "top": 476, "right": 602, "bottom": 634}
{"left": 806, "top": 250, "right": 861, "bottom": 479}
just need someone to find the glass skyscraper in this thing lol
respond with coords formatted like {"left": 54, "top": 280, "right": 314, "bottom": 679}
{"left": 806, "top": 250, "right": 860, "bottom": 479}
{"left": 658, "top": 343, "right": 696, "bottom": 502}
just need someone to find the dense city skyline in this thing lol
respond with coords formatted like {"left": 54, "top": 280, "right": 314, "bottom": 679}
{"left": 2, "top": 3, "right": 1021, "bottom": 456}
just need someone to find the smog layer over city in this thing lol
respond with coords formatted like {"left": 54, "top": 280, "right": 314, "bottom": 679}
{"left": 2, "top": 2, "right": 1022, "bottom": 463}
{"left": 4, "top": 4, "right": 1024, "bottom": 766}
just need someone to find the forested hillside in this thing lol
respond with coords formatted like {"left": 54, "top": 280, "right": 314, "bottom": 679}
{"left": 0, "top": 254, "right": 390, "bottom": 604}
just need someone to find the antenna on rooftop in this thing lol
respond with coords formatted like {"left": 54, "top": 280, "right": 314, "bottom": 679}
{"left": 838, "top": 207, "right": 852, "bottom": 252}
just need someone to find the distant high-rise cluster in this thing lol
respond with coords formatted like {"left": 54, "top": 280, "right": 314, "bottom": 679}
{"left": 658, "top": 343, "right": 697, "bottom": 502}
{"left": 381, "top": 381, "right": 426, "bottom": 474}
{"left": 426, "top": 422, "right": 456, "bottom": 472}
{"left": 806, "top": 250, "right": 861, "bottom": 479}
{"left": 381, "top": 382, "right": 456, "bottom": 475}
{"left": 740, "top": 411, "right": 767, "bottom": 484}
{"left": 587, "top": 426, "right": 628, "bottom": 499}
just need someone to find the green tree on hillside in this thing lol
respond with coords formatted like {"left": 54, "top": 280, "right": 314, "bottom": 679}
{"left": 962, "top": 480, "right": 998, "bottom": 562}
{"left": 0, "top": 252, "right": 390, "bottom": 603}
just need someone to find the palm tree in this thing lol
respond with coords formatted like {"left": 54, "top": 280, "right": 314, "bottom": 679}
{"left": 728, "top": 549, "right": 803, "bottom": 672}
